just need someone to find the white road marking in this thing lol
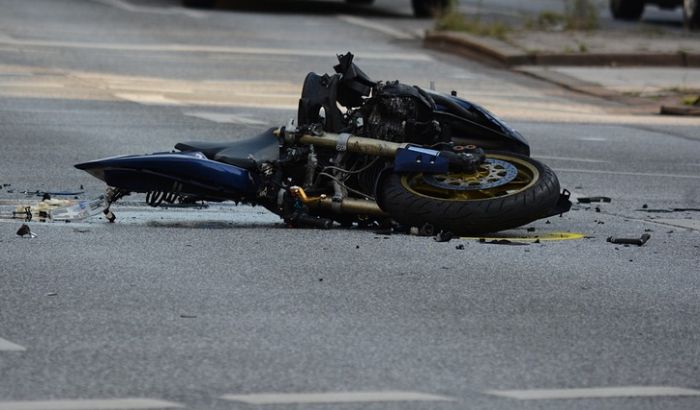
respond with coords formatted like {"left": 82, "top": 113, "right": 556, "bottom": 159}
{"left": 486, "top": 386, "right": 700, "bottom": 400}
{"left": 0, "top": 398, "right": 182, "bottom": 410}
{"left": 554, "top": 168, "right": 700, "bottom": 180}
{"left": 90, "top": 0, "right": 206, "bottom": 18}
{"left": 0, "top": 337, "right": 26, "bottom": 351}
{"left": 336, "top": 15, "right": 415, "bottom": 40}
{"left": 0, "top": 38, "right": 432, "bottom": 62}
{"left": 579, "top": 137, "right": 608, "bottom": 141}
{"left": 654, "top": 219, "right": 700, "bottom": 231}
{"left": 183, "top": 111, "right": 268, "bottom": 125}
{"left": 114, "top": 93, "right": 183, "bottom": 106}
{"left": 220, "top": 391, "right": 455, "bottom": 404}
{"left": 534, "top": 155, "right": 608, "bottom": 163}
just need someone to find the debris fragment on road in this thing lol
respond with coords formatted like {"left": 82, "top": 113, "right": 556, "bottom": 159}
{"left": 434, "top": 231, "right": 454, "bottom": 242}
{"left": 577, "top": 196, "right": 612, "bottom": 204}
{"left": 606, "top": 234, "right": 651, "bottom": 247}
{"left": 479, "top": 238, "right": 529, "bottom": 246}
{"left": 16, "top": 224, "right": 37, "bottom": 238}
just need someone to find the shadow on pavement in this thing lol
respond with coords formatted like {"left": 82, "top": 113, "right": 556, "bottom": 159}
{"left": 142, "top": 0, "right": 418, "bottom": 19}
{"left": 214, "top": 0, "right": 412, "bottom": 18}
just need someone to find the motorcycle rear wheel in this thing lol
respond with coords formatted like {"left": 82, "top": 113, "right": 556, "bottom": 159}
{"left": 378, "top": 152, "right": 561, "bottom": 234}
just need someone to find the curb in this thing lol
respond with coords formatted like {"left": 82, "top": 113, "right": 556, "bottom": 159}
{"left": 660, "top": 105, "right": 700, "bottom": 116}
{"left": 424, "top": 30, "right": 700, "bottom": 67}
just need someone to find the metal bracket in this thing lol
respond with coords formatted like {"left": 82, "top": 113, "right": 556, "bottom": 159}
{"left": 336, "top": 133, "right": 352, "bottom": 152}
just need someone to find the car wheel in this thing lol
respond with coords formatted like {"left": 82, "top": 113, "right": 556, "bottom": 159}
{"left": 412, "top": 0, "right": 448, "bottom": 18}
{"left": 685, "top": 0, "right": 700, "bottom": 29}
{"left": 609, "top": 0, "right": 645, "bottom": 20}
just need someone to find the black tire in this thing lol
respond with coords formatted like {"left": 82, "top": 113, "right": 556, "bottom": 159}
{"left": 182, "top": 0, "right": 216, "bottom": 8}
{"left": 412, "top": 0, "right": 448, "bottom": 18}
{"left": 346, "top": 0, "right": 375, "bottom": 5}
{"left": 684, "top": 0, "right": 700, "bottom": 29}
{"left": 377, "top": 152, "right": 562, "bottom": 235}
{"left": 609, "top": 0, "right": 645, "bottom": 20}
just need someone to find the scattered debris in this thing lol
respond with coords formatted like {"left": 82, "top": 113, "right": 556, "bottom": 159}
{"left": 373, "top": 228, "right": 392, "bottom": 235}
{"left": 595, "top": 206, "right": 601, "bottom": 213}
{"left": 455, "top": 244, "right": 465, "bottom": 250}
{"left": 526, "top": 227, "right": 536, "bottom": 232}
{"left": 318, "top": 278, "right": 323, "bottom": 282}
{"left": 179, "top": 314, "right": 197, "bottom": 319}
{"left": 23, "top": 190, "right": 85, "bottom": 197}
{"left": 606, "top": 234, "right": 651, "bottom": 247}
{"left": 637, "top": 207, "right": 700, "bottom": 213}
{"left": 16, "top": 224, "right": 36, "bottom": 238}
{"left": 545, "top": 220, "right": 551, "bottom": 224}
{"left": 577, "top": 196, "right": 611, "bottom": 204}
{"left": 45, "top": 292, "right": 58, "bottom": 297}
{"left": 434, "top": 230, "right": 454, "bottom": 242}
{"left": 355, "top": 245, "right": 359, "bottom": 249}
{"left": 479, "top": 238, "right": 529, "bottom": 246}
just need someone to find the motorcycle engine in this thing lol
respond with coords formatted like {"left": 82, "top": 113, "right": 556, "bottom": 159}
{"left": 356, "top": 81, "right": 444, "bottom": 145}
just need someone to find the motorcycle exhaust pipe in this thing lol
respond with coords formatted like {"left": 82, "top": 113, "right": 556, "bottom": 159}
{"left": 290, "top": 186, "right": 386, "bottom": 216}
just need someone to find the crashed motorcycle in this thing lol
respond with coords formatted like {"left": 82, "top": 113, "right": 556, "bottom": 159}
{"left": 76, "top": 53, "right": 571, "bottom": 234}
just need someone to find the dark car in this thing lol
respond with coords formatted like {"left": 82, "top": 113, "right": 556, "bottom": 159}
{"left": 610, "top": 0, "right": 699, "bottom": 28}
{"left": 183, "top": 0, "right": 448, "bottom": 17}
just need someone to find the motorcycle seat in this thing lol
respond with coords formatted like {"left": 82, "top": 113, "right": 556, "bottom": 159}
{"left": 175, "top": 127, "right": 280, "bottom": 169}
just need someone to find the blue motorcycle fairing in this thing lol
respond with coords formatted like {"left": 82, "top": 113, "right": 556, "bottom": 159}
{"left": 425, "top": 90, "right": 530, "bottom": 156}
{"left": 75, "top": 151, "right": 257, "bottom": 198}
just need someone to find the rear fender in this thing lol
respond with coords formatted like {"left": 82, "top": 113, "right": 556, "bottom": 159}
{"left": 75, "top": 152, "right": 258, "bottom": 199}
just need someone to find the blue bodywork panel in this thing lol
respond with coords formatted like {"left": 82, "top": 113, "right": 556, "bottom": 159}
{"left": 75, "top": 151, "right": 256, "bottom": 198}
{"left": 394, "top": 146, "right": 449, "bottom": 173}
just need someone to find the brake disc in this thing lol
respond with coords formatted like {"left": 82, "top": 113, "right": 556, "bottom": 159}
{"left": 422, "top": 158, "right": 518, "bottom": 191}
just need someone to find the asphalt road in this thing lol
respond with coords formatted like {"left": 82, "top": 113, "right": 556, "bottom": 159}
{"left": 1, "top": 1, "right": 700, "bottom": 409}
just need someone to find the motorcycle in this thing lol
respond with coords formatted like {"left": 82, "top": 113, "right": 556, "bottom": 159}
{"left": 75, "top": 53, "right": 571, "bottom": 234}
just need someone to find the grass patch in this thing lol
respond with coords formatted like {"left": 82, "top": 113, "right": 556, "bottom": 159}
{"left": 526, "top": 11, "right": 566, "bottom": 30}
{"left": 526, "top": 0, "right": 599, "bottom": 31}
{"left": 435, "top": 10, "right": 510, "bottom": 40}
{"left": 682, "top": 95, "right": 700, "bottom": 106}
{"left": 564, "top": 0, "right": 599, "bottom": 30}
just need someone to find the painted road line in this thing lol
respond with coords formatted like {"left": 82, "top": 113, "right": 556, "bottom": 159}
{"left": 221, "top": 391, "right": 455, "bottom": 404}
{"left": 183, "top": 112, "right": 268, "bottom": 125}
{"left": 554, "top": 168, "right": 700, "bottom": 180}
{"left": 114, "top": 93, "right": 183, "bottom": 106}
{"left": 0, "top": 337, "right": 26, "bottom": 351}
{"left": 654, "top": 219, "right": 700, "bottom": 231}
{"left": 0, "top": 398, "right": 182, "bottom": 410}
{"left": 336, "top": 15, "right": 415, "bottom": 40}
{"left": 486, "top": 386, "right": 700, "bottom": 400}
{"left": 461, "top": 232, "right": 585, "bottom": 242}
{"left": 0, "top": 38, "right": 432, "bottom": 62}
{"left": 534, "top": 155, "right": 608, "bottom": 164}
{"left": 91, "top": 0, "right": 206, "bottom": 18}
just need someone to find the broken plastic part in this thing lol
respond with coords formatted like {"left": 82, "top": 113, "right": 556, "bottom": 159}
{"left": 577, "top": 196, "right": 612, "bottom": 204}
{"left": 434, "top": 230, "right": 454, "bottom": 242}
{"left": 51, "top": 196, "right": 107, "bottom": 221}
{"left": 606, "top": 234, "right": 651, "bottom": 246}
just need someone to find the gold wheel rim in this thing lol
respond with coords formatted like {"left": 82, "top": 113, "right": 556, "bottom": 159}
{"left": 400, "top": 154, "right": 539, "bottom": 202}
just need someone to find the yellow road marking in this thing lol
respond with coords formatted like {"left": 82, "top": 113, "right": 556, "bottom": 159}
{"left": 461, "top": 232, "right": 585, "bottom": 242}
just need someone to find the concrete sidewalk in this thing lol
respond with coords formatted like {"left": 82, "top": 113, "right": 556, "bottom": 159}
{"left": 425, "top": 27, "right": 700, "bottom": 115}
